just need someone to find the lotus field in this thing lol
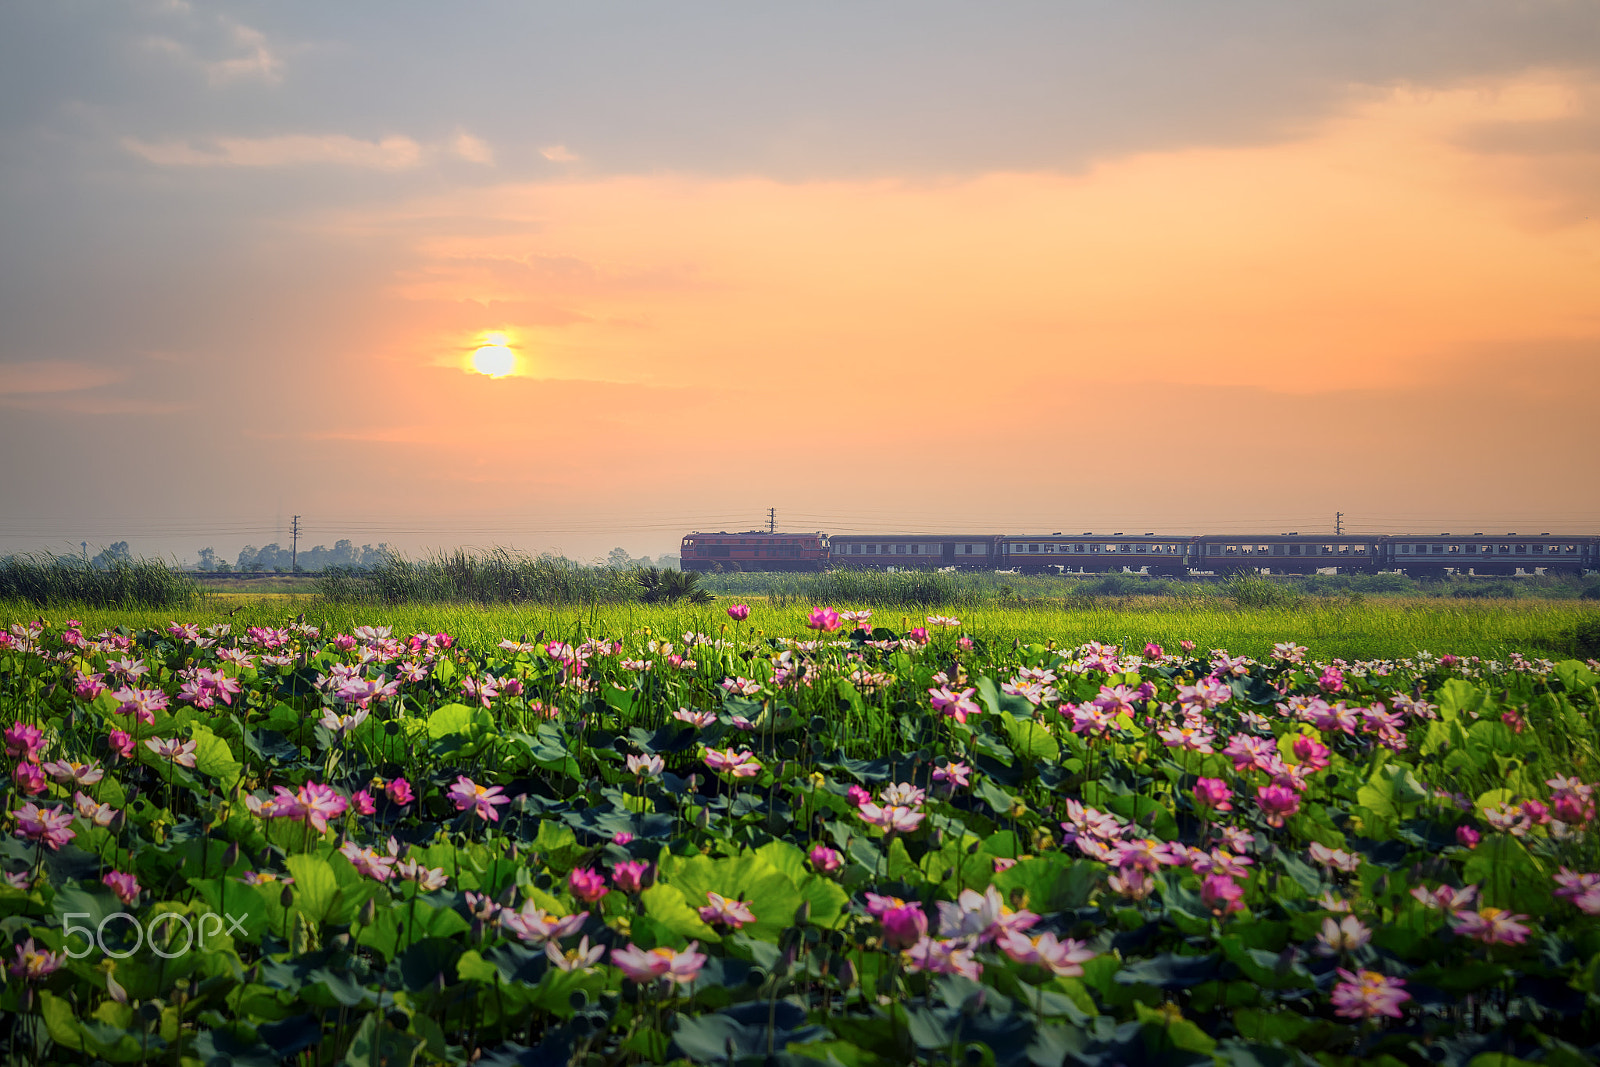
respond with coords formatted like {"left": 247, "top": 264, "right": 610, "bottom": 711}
{"left": 4, "top": 608, "right": 1600, "bottom": 1067}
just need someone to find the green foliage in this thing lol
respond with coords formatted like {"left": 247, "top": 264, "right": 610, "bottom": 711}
{"left": 0, "top": 551, "right": 196, "bottom": 608}
{"left": 634, "top": 566, "right": 714, "bottom": 604}
{"left": 317, "top": 547, "right": 642, "bottom": 605}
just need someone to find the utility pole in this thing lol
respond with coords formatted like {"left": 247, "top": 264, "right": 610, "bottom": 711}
{"left": 291, "top": 515, "right": 301, "bottom": 571}
{"left": 767, "top": 507, "right": 776, "bottom": 534}
{"left": 1335, "top": 512, "right": 1343, "bottom": 536}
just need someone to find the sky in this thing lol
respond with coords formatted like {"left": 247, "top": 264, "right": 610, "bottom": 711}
{"left": 1, "top": 1, "right": 1598, "bottom": 564}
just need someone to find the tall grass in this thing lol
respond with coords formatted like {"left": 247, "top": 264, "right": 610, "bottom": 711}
{"left": 15, "top": 594, "right": 1596, "bottom": 665}
{"left": 0, "top": 553, "right": 196, "bottom": 608}
{"left": 316, "top": 548, "right": 641, "bottom": 605}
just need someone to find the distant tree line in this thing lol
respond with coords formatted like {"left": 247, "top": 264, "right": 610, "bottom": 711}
{"left": 196, "top": 540, "right": 393, "bottom": 573}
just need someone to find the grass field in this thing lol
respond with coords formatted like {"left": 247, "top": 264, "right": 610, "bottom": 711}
{"left": 6, "top": 592, "right": 1595, "bottom": 663}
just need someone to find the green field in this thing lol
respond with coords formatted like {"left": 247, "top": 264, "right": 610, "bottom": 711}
{"left": 7, "top": 593, "right": 1596, "bottom": 664}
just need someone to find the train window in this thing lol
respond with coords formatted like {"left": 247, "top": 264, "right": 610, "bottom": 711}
{"left": 1566, "top": 545, "right": 1578, "bottom": 554}
{"left": 1516, "top": 544, "right": 1526, "bottom": 553}
{"left": 1449, "top": 545, "right": 1461, "bottom": 553}
{"left": 1207, "top": 545, "right": 1219, "bottom": 555}
{"left": 1289, "top": 545, "right": 1301, "bottom": 555}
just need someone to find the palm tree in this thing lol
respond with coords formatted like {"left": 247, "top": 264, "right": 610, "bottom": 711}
{"left": 634, "top": 567, "right": 714, "bottom": 604}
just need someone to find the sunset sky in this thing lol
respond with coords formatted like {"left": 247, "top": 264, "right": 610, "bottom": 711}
{"left": 2, "top": 2, "right": 1598, "bottom": 564}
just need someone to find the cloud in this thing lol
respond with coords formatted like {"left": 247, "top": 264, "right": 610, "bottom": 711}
{"left": 452, "top": 131, "right": 494, "bottom": 165}
{"left": 136, "top": 12, "right": 284, "bottom": 86}
{"left": 540, "top": 145, "right": 578, "bottom": 163}
{"left": 122, "top": 133, "right": 424, "bottom": 169}
{"left": 0, "top": 361, "right": 124, "bottom": 395}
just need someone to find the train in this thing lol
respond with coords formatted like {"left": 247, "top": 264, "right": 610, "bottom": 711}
{"left": 680, "top": 529, "right": 1599, "bottom": 577}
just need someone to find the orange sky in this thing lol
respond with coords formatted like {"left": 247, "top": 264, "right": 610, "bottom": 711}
{"left": 275, "top": 76, "right": 1600, "bottom": 550}
{"left": 1, "top": 6, "right": 1598, "bottom": 560}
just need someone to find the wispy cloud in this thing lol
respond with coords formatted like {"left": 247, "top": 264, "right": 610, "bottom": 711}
{"left": 452, "top": 131, "right": 494, "bottom": 165}
{"left": 138, "top": 11, "right": 285, "bottom": 86}
{"left": 540, "top": 145, "right": 578, "bottom": 163}
{"left": 123, "top": 133, "right": 424, "bottom": 169}
{"left": 0, "top": 361, "right": 124, "bottom": 395}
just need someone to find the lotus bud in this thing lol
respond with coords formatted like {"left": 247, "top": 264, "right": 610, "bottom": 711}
{"left": 357, "top": 898, "right": 377, "bottom": 926}
{"left": 222, "top": 842, "right": 239, "bottom": 869}
{"left": 280, "top": 885, "right": 294, "bottom": 908}
{"left": 793, "top": 901, "right": 811, "bottom": 927}
{"left": 835, "top": 959, "right": 856, "bottom": 989}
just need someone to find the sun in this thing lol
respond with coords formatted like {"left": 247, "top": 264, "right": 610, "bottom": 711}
{"left": 471, "top": 344, "right": 516, "bottom": 378}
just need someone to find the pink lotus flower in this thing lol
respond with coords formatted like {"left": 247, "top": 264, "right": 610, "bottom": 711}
{"left": 103, "top": 870, "right": 140, "bottom": 905}
{"left": 703, "top": 748, "right": 762, "bottom": 778}
{"left": 612, "top": 860, "right": 651, "bottom": 893}
{"left": 1456, "top": 826, "right": 1481, "bottom": 849}
{"left": 1292, "top": 735, "right": 1332, "bottom": 771}
{"left": 878, "top": 901, "right": 927, "bottom": 948}
{"left": 1143, "top": 643, "right": 1163, "bottom": 659}
{"left": 726, "top": 604, "right": 750, "bottom": 622}
{"left": 1330, "top": 969, "right": 1410, "bottom": 1020}
{"left": 1450, "top": 907, "right": 1531, "bottom": 945}
{"left": 546, "top": 935, "right": 606, "bottom": 972}
{"left": 1201, "top": 873, "right": 1246, "bottom": 916}
{"left": 447, "top": 776, "right": 511, "bottom": 822}
{"left": 111, "top": 686, "right": 169, "bottom": 725}
{"left": 626, "top": 753, "right": 664, "bottom": 778}
{"left": 805, "top": 607, "right": 842, "bottom": 633}
{"left": 1411, "top": 883, "right": 1479, "bottom": 912}
{"left": 1315, "top": 915, "right": 1371, "bottom": 955}
{"left": 144, "top": 737, "right": 198, "bottom": 768}
{"left": 998, "top": 931, "right": 1097, "bottom": 976}
{"left": 1193, "top": 777, "right": 1233, "bottom": 812}
{"left": 12, "top": 802, "right": 75, "bottom": 850}
{"left": 1255, "top": 784, "right": 1301, "bottom": 828}
{"left": 1308, "top": 842, "right": 1360, "bottom": 873}
{"left": 958, "top": 636, "right": 973, "bottom": 651}
{"left": 500, "top": 904, "right": 588, "bottom": 945}
{"left": 612, "top": 831, "right": 635, "bottom": 845}
{"left": 8, "top": 938, "right": 63, "bottom": 981}
{"left": 1319, "top": 667, "right": 1345, "bottom": 693}
{"left": 339, "top": 841, "right": 396, "bottom": 882}
{"left": 903, "top": 936, "right": 982, "bottom": 980}
{"left": 858, "top": 803, "right": 926, "bottom": 834}
{"left": 107, "top": 730, "right": 134, "bottom": 759}
{"left": 12, "top": 762, "right": 46, "bottom": 796}
{"left": 674, "top": 707, "right": 717, "bottom": 728}
{"left": 569, "top": 868, "right": 610, "bottom": 903}
{"left": 907, "top": 627, "right": 930, "bottom": 645}
{"left": 40, "top": 758, "right": 103, "bottom": 787}
{"left": 698, "top": 891, "right": 757, "bottom": 929}
{"left": 936, "top": 885, "right": 1039, "bottom": 944}
{"left": 271, "top": 781, "right": 350, "bottom": 834}
{"left": 73, "top": 672, "right": 108, "bottom": 701}
{"left": 809, "top": 845, "right": 843, "bottom": 873}
{"left": 932, "top": 761, "right": 971, "bottom": 792}
{"left": 73, "top": 791, "right": 116, "bottom": 827}
{"left": 847, "top": 784, "right": 872, "bottom": 807}
{"left": 928, "top": 687, "right": 982, "bottom": 724}
{"left": 385, "top": 777, "right": 414, "bottom": 805}
{"left": 611, "top": 941, "right": 707, "bottom": 985}
{"left": 4, "top": 724, "right": 44, "bottom": 761}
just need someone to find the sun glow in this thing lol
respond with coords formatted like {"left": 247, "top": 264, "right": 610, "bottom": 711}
{"left": 471, "top": 343, "right": 516, "bottom": 378}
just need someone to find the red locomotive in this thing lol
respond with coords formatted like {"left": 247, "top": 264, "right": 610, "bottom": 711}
{"left": 680, "top": 531, "right": 828, "bottom": 573}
